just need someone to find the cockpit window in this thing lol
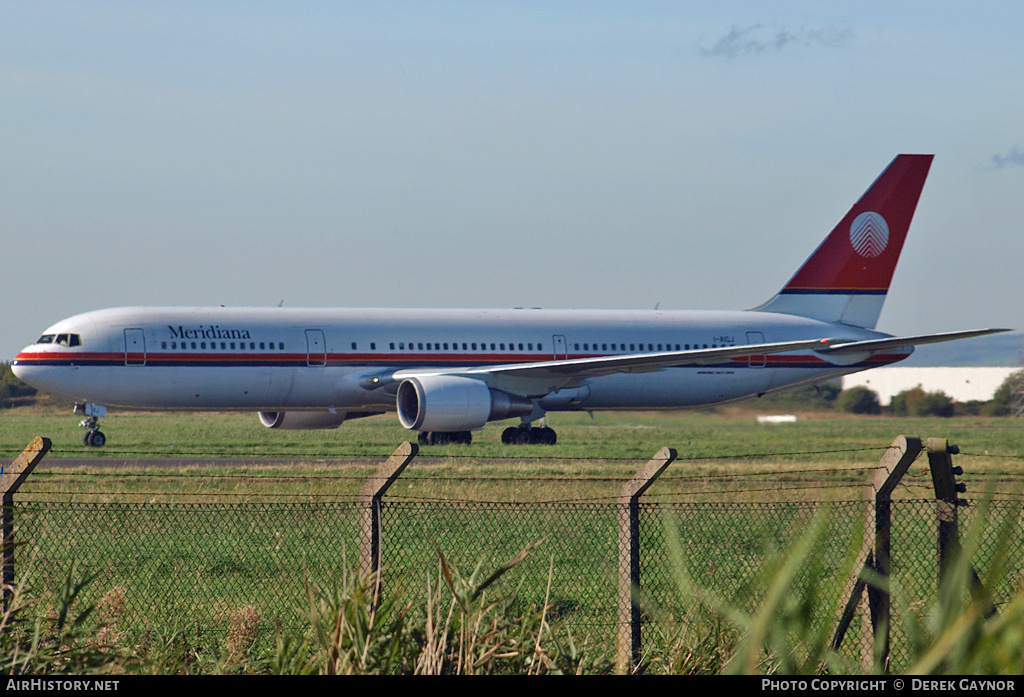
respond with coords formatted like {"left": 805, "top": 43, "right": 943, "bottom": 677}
{"left": 37, "top": 333, "right": 81, "bottom": 347}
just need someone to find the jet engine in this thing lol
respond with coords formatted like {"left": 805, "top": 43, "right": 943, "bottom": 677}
{"left": 396, "top": 375, "right": 532, "bottom": 432}
{"left": 257, "top": 410, "right": 347, "bottom": 430}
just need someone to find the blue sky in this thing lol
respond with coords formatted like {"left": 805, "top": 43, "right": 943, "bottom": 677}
{"left": 3, "top": 2, "right": 1023, "bottom": 361}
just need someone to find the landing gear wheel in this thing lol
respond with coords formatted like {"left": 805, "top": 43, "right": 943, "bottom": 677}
{"left": 83, "top": 430, "right": 106, "bottom": 447}
{"left": 501, "top": 425, "right": 557, "bottom": 445}
{"left": 418, "top": 431, "right": 472, "bottom": 445}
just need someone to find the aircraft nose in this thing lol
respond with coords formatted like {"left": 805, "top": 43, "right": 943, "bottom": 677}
{"left": 11, "top": 352, "right": 32, "bottom": 380}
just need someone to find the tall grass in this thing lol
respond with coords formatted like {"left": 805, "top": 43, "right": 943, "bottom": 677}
{"left": 648, "top": 500, "right": 1024, "bottom": 675}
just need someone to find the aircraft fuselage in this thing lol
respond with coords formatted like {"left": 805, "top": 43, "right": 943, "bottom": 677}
{"left": 13, "top": 305, "right": 898, "bottom": 413}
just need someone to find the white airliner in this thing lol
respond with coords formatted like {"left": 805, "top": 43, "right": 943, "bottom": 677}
{"left": 13, "top": 155, "right": 1006, "bottom": 446}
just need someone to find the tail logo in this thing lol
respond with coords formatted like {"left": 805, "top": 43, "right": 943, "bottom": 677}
{"left": 849, "top": 211, "right": 889, "bottom": 258}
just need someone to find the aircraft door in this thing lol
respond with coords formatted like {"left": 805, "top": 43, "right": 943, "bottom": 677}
{"left": 305, "top": 329, "right": 327, "bottom": 366}
{"left": 746, "top": 331, "right": 766, "bottom": 367}
{"left": 124, "top": 328, "right": 146, "bottom": 366}
{"left": 553, "top": 335, "right": 567, "bottom": 360}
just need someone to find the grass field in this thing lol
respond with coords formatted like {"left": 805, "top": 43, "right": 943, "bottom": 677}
{"left": 3, "top": 405, "right": 1023, "bottom": 673}
{"left": 3, "top": 405, "right": 1024, "bottom": 503}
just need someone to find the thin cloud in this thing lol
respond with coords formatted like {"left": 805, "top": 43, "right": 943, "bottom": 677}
{"left": 991, "top": 145, "right": 1024, "bottom": 169}
{"left": 701, "top": 25, "right": 854, "bottom": 59}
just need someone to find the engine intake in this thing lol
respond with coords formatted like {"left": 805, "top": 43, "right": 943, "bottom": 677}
{"left": 396, "top": 376, "right": 532, "bottom": 432}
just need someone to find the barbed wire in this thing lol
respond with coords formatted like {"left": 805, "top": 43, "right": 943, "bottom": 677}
{"left": 0, "top": 443, "right": 893, "bottom": 462}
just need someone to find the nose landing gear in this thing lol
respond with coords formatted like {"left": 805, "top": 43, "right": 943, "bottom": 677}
{"left": 75, "top": 403, "right": 108, "bottom": 447}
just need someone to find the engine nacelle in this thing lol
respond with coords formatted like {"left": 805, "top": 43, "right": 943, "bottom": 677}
{"left": 258, "top": 410, "right": 347, "bottom": 430}
{"left": 396, "top": 376, "right": 532, "bottom": 432}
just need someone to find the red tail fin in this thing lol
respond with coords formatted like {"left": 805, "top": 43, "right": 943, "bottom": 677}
{"left": 755, "top": 154, "right": 933, "bottom": 328}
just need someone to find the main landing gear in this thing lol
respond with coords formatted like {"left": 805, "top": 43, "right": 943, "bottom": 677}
{"left": 415, "top": 424, "right": 559, "bottom": 446}
{"left": 75, "top": 403, "right": 107, "bottom": 447}
{"left": 418, "top": 431, "right": 473, "bottom": 445}
{"left": 501, "top": 424, "right": 557, "bottom": 445}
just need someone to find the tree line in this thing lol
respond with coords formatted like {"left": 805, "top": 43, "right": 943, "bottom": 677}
{"left": 0, "top": 362, "right": 38, "bottom": 408}
{"left": 745, "top": 370, "right": 1023, "bottom": 417}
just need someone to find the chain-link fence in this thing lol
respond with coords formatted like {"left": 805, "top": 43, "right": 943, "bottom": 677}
{"left": 11, "top": 494, "right": 1024, "bottom": 670}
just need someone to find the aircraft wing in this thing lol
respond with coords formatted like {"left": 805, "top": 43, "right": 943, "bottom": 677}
{"left": 365, "top": 328, "right": 1010, "bottom": 396}
{"left": 814, "top": 328, "right": 1010, "bottom": 355}
{"left": 383, "top": 338, "right": 834, "bottom": 390}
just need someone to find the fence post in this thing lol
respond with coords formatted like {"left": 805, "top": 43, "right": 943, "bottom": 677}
{"left": 2, "top": 437, "right": 51, "bottom": 610}
{"left": 832, "top": 435, "right": 921, "bottom": 667}
{"left": 359, "top": 441, "right": 417, "bottom": 603}
{"left": 927, "top": 438, "right": 964, "bottom": 581}
{"left": 926, "top": 438, "right": 994, "bottom": 616}
{"left": 615, "top": 446, "right": 676, "bottom": 674}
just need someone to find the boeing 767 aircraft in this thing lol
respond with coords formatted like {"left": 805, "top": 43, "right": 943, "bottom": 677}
{"left": 12, "top": 155, "right": 1007, "bottom": 446}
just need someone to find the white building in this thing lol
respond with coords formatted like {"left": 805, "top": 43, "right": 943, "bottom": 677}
{"left": 841, "top": 367, "right": 1018, "bottom": 405}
